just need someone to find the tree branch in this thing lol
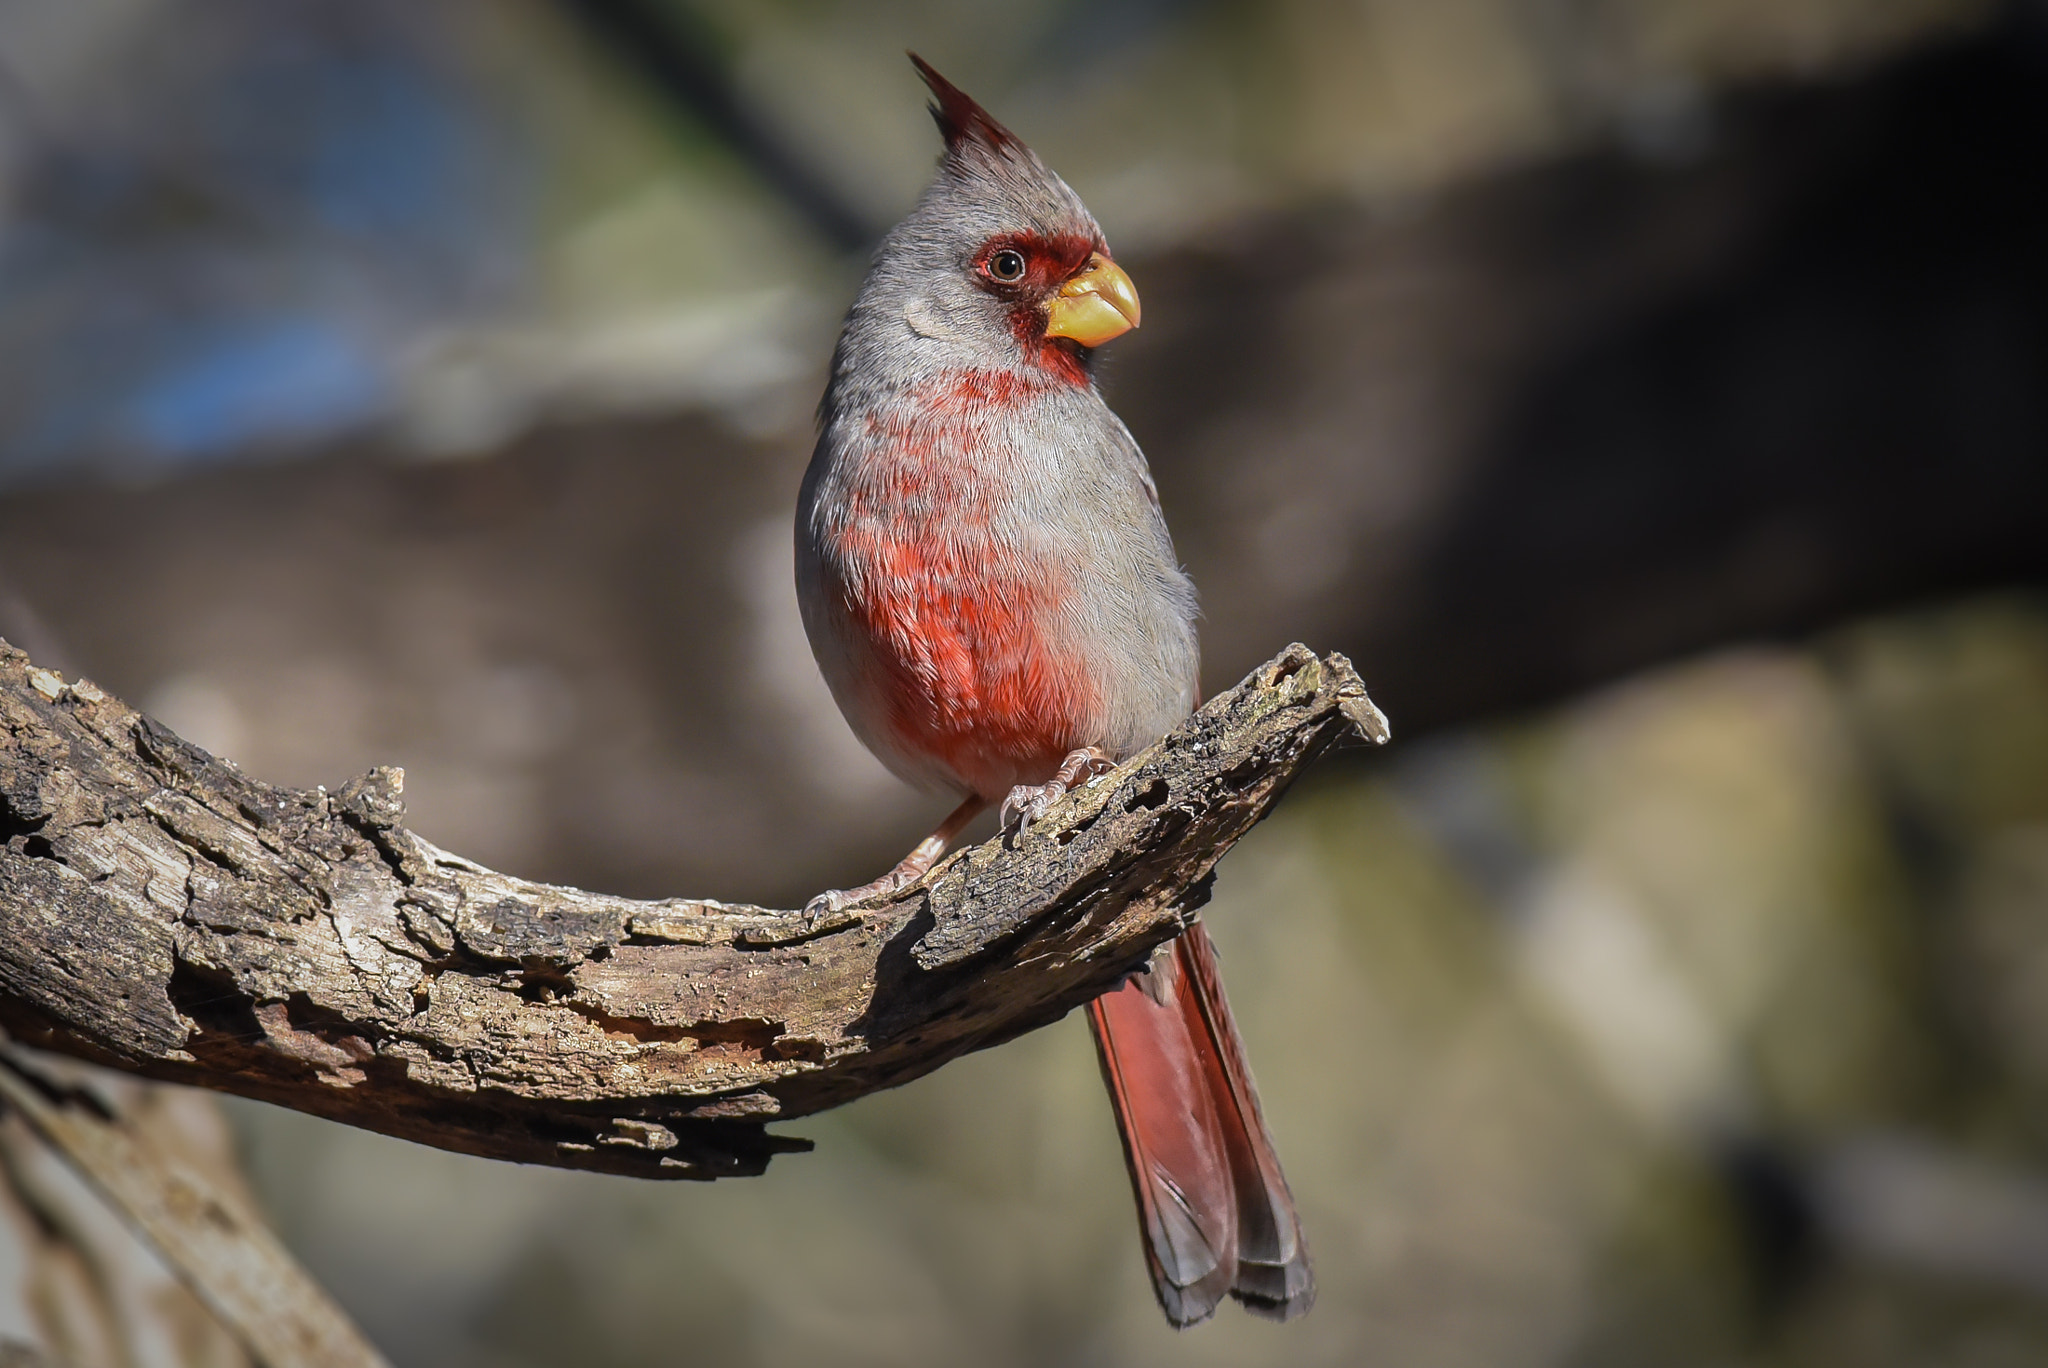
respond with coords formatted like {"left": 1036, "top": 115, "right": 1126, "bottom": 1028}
{"left": 0, "top": 640, "right": 1386, "bottom": 1180}
{"left": 0, "top": 1050, "right": 390, "bottom": 1368}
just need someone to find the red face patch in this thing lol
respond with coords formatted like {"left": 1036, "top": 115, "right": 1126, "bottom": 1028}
{"left": 971, "top": 231, "right": 1102, "bottom": 384}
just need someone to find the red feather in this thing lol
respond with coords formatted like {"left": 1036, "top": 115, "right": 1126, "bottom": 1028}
{"left": 909, "top": 54, "right": 1026, "bottom": 159}
{"left": 819, "top": 371, "right": 1105, "bottom": 798}
{"left": 802, "top": 59, "right": 1302, "bottom": 1330}
{"left": 1088, "top": 923, "right": 1315, "bottom": 1326}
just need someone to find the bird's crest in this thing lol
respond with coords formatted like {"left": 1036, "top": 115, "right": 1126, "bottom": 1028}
{"left": 910, "top": 55, "right": 1027, "bottom": 163}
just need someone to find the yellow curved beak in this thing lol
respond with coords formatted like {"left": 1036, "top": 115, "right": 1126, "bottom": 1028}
{"left": 1044, "top": 252, "right": 1140, "bottom": 348}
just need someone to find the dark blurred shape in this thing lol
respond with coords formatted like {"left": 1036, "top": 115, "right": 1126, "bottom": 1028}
{"left": 1719, "top": 1137, "right": 1826, "bottom": 1325}
{"left": 549, "top": 0, "right": 880, "bottom": 252}
{"left": 1401, "top": 12, "right": 2048, "bottom": 732}
{"left": 1124, "top": 13, "right": 2048, "bottom": 735}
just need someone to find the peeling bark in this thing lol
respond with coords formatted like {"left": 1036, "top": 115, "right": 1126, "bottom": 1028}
{"left": 0, "top": 640, "right": 1387, "bottom": 1180}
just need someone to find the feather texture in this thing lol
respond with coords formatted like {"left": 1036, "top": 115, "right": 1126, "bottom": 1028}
{"left": 1089, "top": 924, "right": 1315, "bottom": 1326}
{"left": 797, "top": 58, "right": 1307, "bottom": 1328}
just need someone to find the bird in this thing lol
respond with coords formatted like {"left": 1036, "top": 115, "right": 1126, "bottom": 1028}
{"left": 795, "top": 56, "right": 1313, "bottom": 1327}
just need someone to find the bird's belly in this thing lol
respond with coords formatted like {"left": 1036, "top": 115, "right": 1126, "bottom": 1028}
{"left": 814, "top": 526, "right": 1103, "bottom": 799}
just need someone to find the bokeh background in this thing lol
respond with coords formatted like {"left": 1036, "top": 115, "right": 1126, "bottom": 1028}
{"left": 2, "top": 0, "right": 2048, "bottom": 1363}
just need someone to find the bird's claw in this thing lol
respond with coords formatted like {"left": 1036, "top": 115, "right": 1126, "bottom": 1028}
{"left": 1003, "top": 747, "right": 1116, "bottom": 836}
{"left": 1000, "top": 783, "right": 1060, "bottom": 833}
{"left": 802, "top": 888, "right": 851, "bottom": 924}
{"left": 803, "top": 863, "right": 920, "bottom": 924}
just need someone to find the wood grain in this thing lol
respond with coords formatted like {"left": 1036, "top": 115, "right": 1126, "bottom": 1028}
{"left": 0, "top": 639, "right": 1385, "bottom": 1180}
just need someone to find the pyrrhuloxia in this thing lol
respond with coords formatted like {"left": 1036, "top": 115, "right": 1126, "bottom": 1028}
{"left": 796, "top": 56, "right": 1312, "bottom": 1327}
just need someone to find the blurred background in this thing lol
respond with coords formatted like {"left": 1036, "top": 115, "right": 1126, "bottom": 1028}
{"left": 1, "top": 0, "right": 2047, "bottom": 1363}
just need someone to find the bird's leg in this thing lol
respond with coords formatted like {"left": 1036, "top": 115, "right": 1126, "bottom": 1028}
{"left": 1001, "top": 745, "right": 1116, "bottom": 834}
{"left": 804, "top": 793, "right": 989, "bottom": 920}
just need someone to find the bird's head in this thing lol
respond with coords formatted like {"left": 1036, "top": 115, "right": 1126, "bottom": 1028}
{"left": 848, "top": 57, "right": 1141, "bottom": 387}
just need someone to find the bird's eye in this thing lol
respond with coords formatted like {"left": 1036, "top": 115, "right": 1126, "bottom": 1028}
{"left": 986, "top": 249, "right": 1026, "bottom": 282}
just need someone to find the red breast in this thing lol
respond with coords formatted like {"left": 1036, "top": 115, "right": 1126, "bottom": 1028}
{"left": 811, "top": 369, "right": 1105, "bottom": 800}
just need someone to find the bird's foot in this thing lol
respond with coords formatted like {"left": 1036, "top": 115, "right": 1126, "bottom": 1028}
{"left": 803, "top": 868, "right": 911, "bottom": 924}
{"left": 801, "top": 801, "right": 982, "bottom": 923}
{"left": 1001, "top": 746, "right": 1115, "bottom": 834}
{"left": 999, "top": 782, "right": 1061, "bottom": 833}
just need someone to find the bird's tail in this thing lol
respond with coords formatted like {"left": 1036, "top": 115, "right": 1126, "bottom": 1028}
{"left": 1086, "top": 921, "right": 1314, "bottom": 1327}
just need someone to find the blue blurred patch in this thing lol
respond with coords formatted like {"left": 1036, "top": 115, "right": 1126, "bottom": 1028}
{"left": 0, "top": 6, "right": 534, "bottom": 488}
{"left": 120, "top": 318, "right": 389, "bottom": 463}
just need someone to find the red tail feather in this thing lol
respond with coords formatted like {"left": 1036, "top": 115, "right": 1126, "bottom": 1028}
{"left": 1087, "top": 923, "right": 1314, "bottom": 1327}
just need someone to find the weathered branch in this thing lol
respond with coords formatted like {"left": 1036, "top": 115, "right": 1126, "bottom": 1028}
{"left": 0, "top": 640, "right": 1386, "bottom": 1180}
{"left": 0, "top": 1051, "right": 389, "bottom": 1368}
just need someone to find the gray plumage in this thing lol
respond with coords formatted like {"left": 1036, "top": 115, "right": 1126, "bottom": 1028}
{"left": 796, "top": 69, "right": 1196, "bottom": 800}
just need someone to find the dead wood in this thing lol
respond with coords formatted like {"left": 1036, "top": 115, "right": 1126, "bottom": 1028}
{"left": 0, "top": 639, "right": 1386, "bottom": 1180}
{"left": 0, "top": 1052, "right": 390, "bottom": 1368}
